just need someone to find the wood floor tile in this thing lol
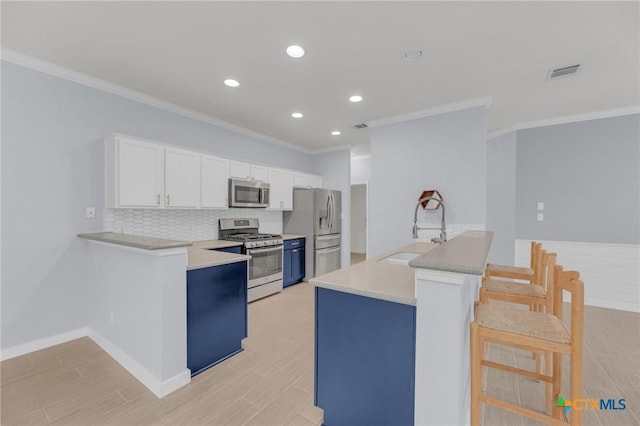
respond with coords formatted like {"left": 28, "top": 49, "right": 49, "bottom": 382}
{"left": 1, "top": 283, "right": 636, "bottom": 426}
{"left": 244, "top": 386, "right": 312, "bottom": 426}
{"left": 244, "top": 358, "right": 309, "bottom": 408}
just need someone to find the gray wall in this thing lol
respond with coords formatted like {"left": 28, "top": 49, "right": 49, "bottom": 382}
{"left": 369, "top": 106, "right": 487, "bottom": 257}
{"left": 312, "top": 149, "right": 352, "bottom": 268}
{"left": 486, "top": 131, "right": 517, "bottom": 265}
{"left": 1, "top": 61, "right": 316, "bottom": 350}
{"left": 516, "top": 114, "right": 640, "bottom": 244}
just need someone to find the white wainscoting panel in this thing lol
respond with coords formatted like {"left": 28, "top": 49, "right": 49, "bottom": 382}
{"left": 515, "top": 239, "right": 640, "bottom": 312}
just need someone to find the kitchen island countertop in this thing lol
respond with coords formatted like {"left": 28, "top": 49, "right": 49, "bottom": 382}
{"left": 187, "top": 240, "right": 249, "bottom": 270}
{"left": 310, "top": 242, "right": 437, "bottom": 305}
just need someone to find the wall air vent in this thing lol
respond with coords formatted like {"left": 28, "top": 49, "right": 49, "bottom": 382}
{"left": 547, "top": 64, "right": 580, "bottom": 80}
{"left": 353, "top": 123, "right": 368, "bottom": 129}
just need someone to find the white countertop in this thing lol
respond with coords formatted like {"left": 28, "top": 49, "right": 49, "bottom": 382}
{"left": 187, "top": 240, "right": 249, "bottom": 270}
{"left": 408, "top": 231, "right": 493, "bottom": 275}
{"left": 78, "top": 232, "right": 192, "bottom": 250}
{"left": 310, "top": 242, "right": 437, "bottom": 305}
{"left": 282, "top": 234, "right": 306, "bottom": 240}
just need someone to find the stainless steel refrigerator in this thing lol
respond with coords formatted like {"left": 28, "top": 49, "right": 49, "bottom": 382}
{"left": 284, "top": 188, "right": 342, "bottom": 280}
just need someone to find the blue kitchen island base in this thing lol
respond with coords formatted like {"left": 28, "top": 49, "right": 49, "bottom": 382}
{"left": 314, "top": 287, "right": 416, "bottom": 426}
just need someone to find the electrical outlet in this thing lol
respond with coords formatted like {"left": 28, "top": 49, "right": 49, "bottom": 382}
{"left": 108, "top": 310, "right": 114, "bottom": 324}
{"left": 537, "top": 213, "right": 544, "bottom": 222}
{"left": 85, "top": 207, "right": 96, "bottom": 219}
{"left": 537, "top": 202, "right": 544, "bottom": 211}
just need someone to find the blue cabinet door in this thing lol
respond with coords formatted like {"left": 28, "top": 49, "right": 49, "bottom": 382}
{"left": 291, "top": 248, "right": 305, "bottom": 283}
{"left": 186, "top": 261, "right": 247, "bottom": 376}
{"left": 284, "top": 238, "right": 305, "bottom": 287}
{"left": 315, "top": 287, "right": 416, "bottom": 426}
{"left": 283, "top": 248, "right": 294, "bottom": 287}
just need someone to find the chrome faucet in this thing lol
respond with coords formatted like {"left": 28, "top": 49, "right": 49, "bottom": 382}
{"left": 412, "top": 197, "right": 447, "bottom": 244}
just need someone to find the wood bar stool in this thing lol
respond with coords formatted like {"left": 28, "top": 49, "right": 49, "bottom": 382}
{"left": 480, "top": 251, "right": 556, "bottom": 311}
{"left": 471, "top": 269, "right": 584, "bottom": 426}
{"left": 485, "top": 241, "right": 542, "bottom": 283}
{"left": 481, "top": 251, "right": 556, "bottom": 373}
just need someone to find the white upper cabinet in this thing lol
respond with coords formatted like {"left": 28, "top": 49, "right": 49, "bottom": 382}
{"left": 293, "top": 173, "right": 323, "bottom": 189}
{"left": 164, "top": 147, "right": 200, "bottom": 208}
{"left": 229, "top": 160, "right": 268, "bottom": 182}
{"left": 106, "top": 133, "right": 324, "bottom": 210}
{"left": 293, "top": 173, "right": 310, "bottom": 188}
{"left": 309, "top": 175, "right": 323, "bottom": 188}
{"left": 201, "top": 155, "right": 229, "bottom": 208}
{"left": 268, "top": 168, "right": 294, "bottom": 210}
{"left": 107, "top": 136, "right": 164, "bottom": 208}
{"left": 229, "top": 160, "right": 251, "bottom": 179}
{"left": 250, "top": 164, "right": 268, "bottom": 182}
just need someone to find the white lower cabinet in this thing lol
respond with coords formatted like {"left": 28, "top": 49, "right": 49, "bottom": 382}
{"left": 164, "top": 148, "right": 200, "bottom": 208}
{"left": 268, "top": 168, "right": 294, "bottom": 210}
{"left": 201, "top": 155, "right": 229, "bottom": 208}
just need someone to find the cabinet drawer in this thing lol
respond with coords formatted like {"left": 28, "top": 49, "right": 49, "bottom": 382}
{"left": 284, "top": 238, "right": 305, "bottom": 250}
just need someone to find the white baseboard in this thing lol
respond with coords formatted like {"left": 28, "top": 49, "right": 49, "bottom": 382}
{"left": 88, "top": 329, "right": 190, "bottom": 398}
{"left": 0, "top": 327, "right": 89, "bottom": 361}
{"left": 515, "top": 239, "right": 640, "bottom": 313}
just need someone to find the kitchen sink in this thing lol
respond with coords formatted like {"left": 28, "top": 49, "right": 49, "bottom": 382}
{"left": 379, "top": 252, "right": 422, "bottom": 266}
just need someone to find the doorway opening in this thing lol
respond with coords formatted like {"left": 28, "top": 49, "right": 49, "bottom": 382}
{"left": 350, "top": 183, "right": 367, "bottom": 265}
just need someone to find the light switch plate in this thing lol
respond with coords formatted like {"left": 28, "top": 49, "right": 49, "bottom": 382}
{"left": 537, "top": 202, "right": 544, "bottom": 211}
{"left": 537, "top": 213, "right": 544, "bottom": 222}
{"left": 85, "top": 207, "right": 96, "bottom": 219}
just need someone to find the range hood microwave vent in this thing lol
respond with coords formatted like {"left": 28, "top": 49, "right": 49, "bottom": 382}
{"left": 547, "top": 64, "right": 580, "bottom": 80}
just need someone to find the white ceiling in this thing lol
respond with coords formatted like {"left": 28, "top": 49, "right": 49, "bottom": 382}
{"left": 2, "top": 1, "right": 638, "bottom": 154}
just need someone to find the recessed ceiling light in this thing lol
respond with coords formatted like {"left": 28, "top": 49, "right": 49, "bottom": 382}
{"left": 402, "top": 49, "right": 424, "bottom": 61}
{"left": 224, "top": 79, "right": 239, "bottom": 87}
{"left": 349, "top": 95, "right": 363, "bottom": 103}
{"left": 331, "top": 131, "right": 341, "bottom": 136}
{"left": 286, "top": 45, "right": 305, "bottom": 58}
{"left": 291, "top": 112, "right": 304, "bottom": 118}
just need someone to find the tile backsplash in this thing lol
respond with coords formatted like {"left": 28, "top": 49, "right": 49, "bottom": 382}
{"left": 104, "top": 208, "right": 283, "bottom": 241}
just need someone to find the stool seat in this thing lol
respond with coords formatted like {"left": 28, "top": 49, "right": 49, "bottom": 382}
{"left": 483, "top": 278, "right": 546, "bottom": 299}
{"left": 477, "top": 304, "right": 570, "bottom": 345}
{"left": 485, "top": 263, "right": 534, "bottom": 278}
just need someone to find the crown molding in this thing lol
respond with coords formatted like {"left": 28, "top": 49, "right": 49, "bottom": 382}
{"left": 486, "top": 106, "right": 640, "bottom": 140}
{"left": 311, "top": 144, "right": 352, "bottom": 154}
{"left": 351, "top": 154, "right": 372, "bottom": 160}
{"left": 367, "top": 96, "right": 492, "bottom": 128}
{"left": 513, "top": 106, "right": 640, "bottom": 132}
{"left": 486, "top": 127, "right": 517, "bottom": 140}
{"left": 1, "top": 48, "right": 314, "bottom": 154}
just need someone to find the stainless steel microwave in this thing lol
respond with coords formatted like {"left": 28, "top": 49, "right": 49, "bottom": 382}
{"left": 229, "top": 178, "right": 270, "bottom": 208}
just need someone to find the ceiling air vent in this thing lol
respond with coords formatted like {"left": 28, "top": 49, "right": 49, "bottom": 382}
{"left": 547, "top": 64, "right": 580, "bottom": 80}
{"left": 353, "top": 123, "right": 368, "bottom": 129}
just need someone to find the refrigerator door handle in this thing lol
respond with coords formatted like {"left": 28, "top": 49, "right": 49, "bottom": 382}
{"left": 331, "top": 192, "right": 337, "bottom": 232}
{"left": 328, "top": 193, "right": 333, "bottom": 230}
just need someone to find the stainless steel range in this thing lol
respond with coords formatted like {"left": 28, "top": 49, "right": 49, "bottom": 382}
{"left": 219, "top": 218, "right": 283, "bottom": 302}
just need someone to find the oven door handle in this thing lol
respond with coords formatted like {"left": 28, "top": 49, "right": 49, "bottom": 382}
{"left": 247, "top": 246, "right": 283, "bottom": 254}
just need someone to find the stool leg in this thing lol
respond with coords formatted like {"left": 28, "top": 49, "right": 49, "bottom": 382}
{"left": 545, "top": 350, "right": 553, "bottom": 414}
{"left": 471, "top": 323, "right": 481, "bottom": 426}
{"left": 570, "top": 347, "right": 583, "bottom": 425}
{"left": 552, "top": 352, "right": 562, "bottom": 420}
